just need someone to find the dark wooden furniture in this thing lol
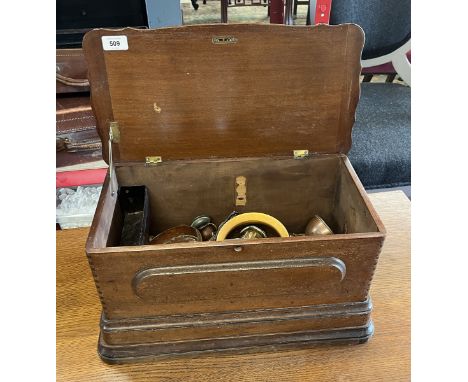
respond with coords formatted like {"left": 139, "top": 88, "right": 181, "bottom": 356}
{"left": 82, "top": 24, "right": 385, "bottom": 363}
{"left": 56, "top": 0, "right": 149, "bottom": 48}
{"left": 57, "top": 191, "right": 409, "bottom": 380}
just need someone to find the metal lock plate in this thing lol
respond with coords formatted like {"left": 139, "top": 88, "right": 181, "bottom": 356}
{"left": 293, "top": 150, "right": 309, "bottom": 159}
{"left": 145, "top": 156, "right": 162, "bottom": 165}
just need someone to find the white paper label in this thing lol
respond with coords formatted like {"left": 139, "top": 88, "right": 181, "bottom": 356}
{"left": 101, "top": 36, "right": 128, "bottom": 51}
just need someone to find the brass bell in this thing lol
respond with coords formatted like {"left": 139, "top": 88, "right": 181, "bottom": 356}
{"left": 304, "top": 215, "right": 334, "bottom": 235}
{"left": 240, "top": 225, "right": 267, "bottom": 240}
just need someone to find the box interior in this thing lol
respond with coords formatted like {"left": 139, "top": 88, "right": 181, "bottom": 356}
{"left": 93, "top": 155, "right": 379, "bottom": 249}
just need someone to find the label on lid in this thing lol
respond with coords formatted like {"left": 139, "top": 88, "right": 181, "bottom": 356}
{"left": 102, "top": 36, "right": 128, "bottom": 51}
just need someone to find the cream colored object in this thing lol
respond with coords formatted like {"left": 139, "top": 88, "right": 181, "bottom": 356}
{"left": 216, "top": 212, "right": 289, "bottom": 241}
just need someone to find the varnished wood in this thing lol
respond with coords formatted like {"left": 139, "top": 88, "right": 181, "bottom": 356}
{"left": 87, "top": 169, "right": 118, "bottom": 249}
{"left": 82, "top": 24, "right": 364, "bottom": 164}
{"left": 112, "top": 155, "right": 377, "bottom": 235}
{"left": 89, "top": 232, "right": 382, "bottom": 320}
{"left": 82, "top": 24, "right": 383, "bottom": 362}
{"left": 86, "top": 155, "right": 384, "bottom": 324}
{"left": 100, "top": 299, "right": 370, "bottom": 346}
{"left": 57, "top": 191, "right": 410, "bottom": 380}
{"left": 85, "top": 157, "right": 384, "bottom": 359}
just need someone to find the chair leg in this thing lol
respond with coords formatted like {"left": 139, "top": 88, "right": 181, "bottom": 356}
{"left": 392, "top": 52, "right": 411, "bottom": 86}
{"left": 362, "top": 74, "right": 373, "bottom": 82}
{"left": 386, "top": 73, "right": 397, "bottom": 83}
{"left": 221, "top": 0, "right": 228, "bottom": 22}
{"left": 284, "top": 0, "right": 293, "bottom": 24}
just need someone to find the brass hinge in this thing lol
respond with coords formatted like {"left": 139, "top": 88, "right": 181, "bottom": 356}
{"left": 293, "top": 150, "right": 309, "bottom": 159}
{"left": 109, "top": 121, "right": 120, "bottom": 143}
{"left": 145, "top": 156, "right": 162, "bottom": 165}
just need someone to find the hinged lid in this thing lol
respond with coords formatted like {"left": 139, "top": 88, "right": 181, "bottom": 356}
{"left": 82, "top": 24, "right": 364, "bottom": 164}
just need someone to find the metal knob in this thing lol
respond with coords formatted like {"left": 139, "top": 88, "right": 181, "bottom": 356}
{"left": 149, "top": 225, "right": 202, "bottom": 245}
{"left": 191, "top": 215, "right": 212, "bottom": 229}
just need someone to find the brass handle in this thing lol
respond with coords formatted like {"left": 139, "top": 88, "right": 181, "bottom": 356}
{"left": 56, "top": 72, "right": 90, "bottom": 87}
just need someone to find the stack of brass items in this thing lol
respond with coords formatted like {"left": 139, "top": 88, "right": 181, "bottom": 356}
{"left": 148, "top": 212, "right": 334, "bottom": 245}
{"left": 191, "top": 215, "right": 217, "bottom": 241}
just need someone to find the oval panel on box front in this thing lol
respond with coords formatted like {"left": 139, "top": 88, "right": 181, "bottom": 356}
{"left": 132, "top": 257, "right": 346, "bottom": 304}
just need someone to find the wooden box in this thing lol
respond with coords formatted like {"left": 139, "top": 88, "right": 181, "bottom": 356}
{"left": 83, "top": 24, "right": 385, "bottom": 363}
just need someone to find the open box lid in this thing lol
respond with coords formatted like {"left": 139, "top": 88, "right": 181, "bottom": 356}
{"left": 82, "top": 24, "right": 364, "bottom": 164}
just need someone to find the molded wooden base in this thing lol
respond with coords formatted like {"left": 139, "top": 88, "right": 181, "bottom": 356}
{"left": 97, "top": 299, "right": 374, "bottom": 364}
{"left": 98, "top": 324, "right": 374, "bottom": 364}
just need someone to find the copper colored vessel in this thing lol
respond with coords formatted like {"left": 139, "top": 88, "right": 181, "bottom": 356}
{"left": 199, "top": 223, "right": 217, "bottom": 241}
{"left": 149, "top": 225, "right": 202, "bottom": 245}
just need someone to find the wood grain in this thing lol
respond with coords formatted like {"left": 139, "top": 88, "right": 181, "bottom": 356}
{"left": 57, "top": 191, "right": 410, "bottom": 381}
{"left": 82, "top": 24, "right": 363, "bottom": 163}
{"left": 113, "top": 155, "right": 342, "bottom": 235}
{"left": 86, "top": 154, "right": 384, "bottom": 328}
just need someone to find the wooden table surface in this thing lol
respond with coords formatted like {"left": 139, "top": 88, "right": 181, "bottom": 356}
{"left": 57, "top": 191, "right": 410, "bottom": 381}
